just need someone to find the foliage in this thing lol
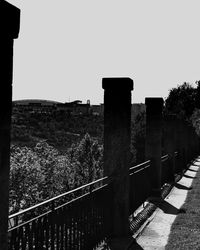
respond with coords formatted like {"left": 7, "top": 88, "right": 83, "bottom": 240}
{"left": 165, "top": 82, "right": 196, "bottom": 119}
{"left": 11, "top": 109, "right": 103, "bottom": 150}
{"left": 190, "top": 109, "right": 200, "bottom": 136}
{"left": 68, "top": 133, "right": 103, "bottom": 187}
{"left": 131, "top": 112, "right": 146, "bottom": 164}
{"left": 195, "top": 80, "right": 200, "bottom": 109}
{"left": 164, "top": 81, "right": 200, "bottom": 140}
{"left": 10, "top": 145, "right": 43, "bottom": 213}
{"left": 9, "top": 134, "right": 103, "bottom": 214}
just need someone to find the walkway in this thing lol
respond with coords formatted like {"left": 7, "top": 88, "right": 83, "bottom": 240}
{"left": 134, "top": 156, "right": 200, "bottom": 249}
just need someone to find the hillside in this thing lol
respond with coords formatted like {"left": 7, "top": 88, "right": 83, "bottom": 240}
{"left": 11, "top": 107, "right": 104, "bottom": 151}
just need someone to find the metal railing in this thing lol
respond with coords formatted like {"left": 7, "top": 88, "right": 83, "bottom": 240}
{"left": 161, "top": 154, "right": 170, "bottom": 185}
{"left": 8, "top": 151, "right": 187, "bottom": 249}
{"left": 8, "top": 176, "right": 112, "bottom": 250}
{"left": 129, "top": 160, "right": 151, "bottom": 214}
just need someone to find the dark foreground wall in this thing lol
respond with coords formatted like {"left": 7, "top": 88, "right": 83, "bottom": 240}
{"left": 0, "top": 1, "right": 20, "bottom": 249}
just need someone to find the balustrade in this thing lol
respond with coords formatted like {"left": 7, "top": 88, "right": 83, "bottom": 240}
{"left": 1, "top": 2, "right": 199, "bottom": 248}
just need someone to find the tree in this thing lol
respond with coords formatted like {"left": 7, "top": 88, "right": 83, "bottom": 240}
{"left": 9, "top": 145, "right": 43, "bottom": 213}
{"left": 34, "top": 141, "right": 61, "bottom": 199}
{"left": 9, "top": 134, "right": 104, "bottom": 214}
{"left": 165, "top": 82, "right": 196, "bottom": 119}
{"left": 131, "top": 112, "right": 146, "bottom": 164}
{"left": 195, "top": 80, "right": 200, "bottom": 109}
{"left": 190, "top": 109, "right": 200, "bottom": 136}
{"left": 67, "top": 133, "right": 103, "bottom": 187}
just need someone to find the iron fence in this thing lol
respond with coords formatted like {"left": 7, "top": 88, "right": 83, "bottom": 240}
{"left": 8, "top": 151, "right": 187, "bottom": 249}
{"left": 8, "top": 176, "right": 112, "bottom": 250}
{"left": 129, "top": 160, "right": 152, "bottom": 214}
{"left": 161, "top": 154, "right": 170, "bottom": 185}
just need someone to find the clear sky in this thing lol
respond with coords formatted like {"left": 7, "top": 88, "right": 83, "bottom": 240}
{"left": 8, "top": 0, "right": 200, "bottom": 104}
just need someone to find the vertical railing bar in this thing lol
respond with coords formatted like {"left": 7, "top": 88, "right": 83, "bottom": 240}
{"left": 51, "top": 201, "right": 55, "bottom": 250}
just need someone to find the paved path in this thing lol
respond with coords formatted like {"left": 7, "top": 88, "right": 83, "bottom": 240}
{"left": 135, "top": 157, "right": 200, "bottom": 250}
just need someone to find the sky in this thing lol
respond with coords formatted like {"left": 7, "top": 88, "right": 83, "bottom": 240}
{"left": 8, "top": 0, "right": 200, "bottom": 104}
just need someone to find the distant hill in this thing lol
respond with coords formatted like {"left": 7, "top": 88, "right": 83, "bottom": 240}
{"left": 13, "top": 99, "right": 63, "bottom": 105}
{"left": 11, "top": 104, "right": 104, "bottom": 151}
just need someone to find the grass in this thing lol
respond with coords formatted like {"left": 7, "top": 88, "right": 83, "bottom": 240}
{"left": 166, "top": 159, "right": 200, "bottom": 250}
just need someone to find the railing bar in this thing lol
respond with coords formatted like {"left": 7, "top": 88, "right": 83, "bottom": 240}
{"left": 27, "top": 223, "right": 33, "bottom": 250}
{"left": 50, "top": 210, "right": 55, "bottom": 250}
{"left": 80, "top": 203, "right": 84, "bottom": 249}
{"left": 161, "top": 154, "right": 169, "bottom": 160}
{"left": 56, "top": 210, "right": 60, "bottom": 250}
{"left": 69, "top": 205, "right": 72, "bottom": 250}
{"left": 9, "top": 184, "right": 110, "bottom": 231}
{"left": 45, "top": 215, "right": 49, "bottom": 250}
{"left": 55, "top": 184, "right": 109, "bottom": 210}
{"left": 161, "top": 157, "right": 169, "bottom": 163}
{"left": 8, "top": 211, "right": 51, "bottom": 232}
{"left": 10, "top": 185, "right": 109, "bottom": 227}
{"left": 132, "top": 165, "right": 150, "bottom": 174}
{"left": 60, "top": 210, "right": 64, "bottom": 250}
{"left": 129, "top": 160, "right": 151, "bottom": 171}
{"left": 162, "top": 156, "right": 168, "bottom": 160}
{"left": 54, "top": 190, "right": 96, "bottom": 211}
{"left": 129, "top": 164, "right": 151, "bottom": 172}
{"left": 37, "top": 217, "right": 43, "bottom": 249}
{"left": 9, "top": 176, "right": 109, "bottom": 219}
{"left": 130, "top": 164, "right": 151, "bottom": 174}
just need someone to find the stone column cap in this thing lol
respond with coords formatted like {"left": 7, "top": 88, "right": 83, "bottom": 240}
{"left": 102, "top": 77, "right": 134, "bottom": 91}
{"left": 145, "top": 97, "right": 164, "bottom": 106}
{"left": 145, "top": 97, "right": 164, "bottom": 116}
{"left": 0, "top": 0, "right": 20, "bottom": 39}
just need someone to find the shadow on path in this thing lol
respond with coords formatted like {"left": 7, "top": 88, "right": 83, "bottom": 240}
{"left": 151, "top": 199, "right": 186, "bottom": 215}
{"left": 174, "top": 183, "right": 192, "bottom": 190}
{"left": 129, "top": 239, "right": 144, "bottom": 250}
{"left": 187, "top": 168, "right": 198, "bottom": 172}
{"left": 183, "top": 174, "right": 196, "bottom": 179}
{"left": 190, "top": 164, "right": 200, "bottom": 167}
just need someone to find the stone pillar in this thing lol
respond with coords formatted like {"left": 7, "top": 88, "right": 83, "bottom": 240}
{"left": 164, "top": 114, "right": 176, "bottom": 183}
{"left": 145, "top": 98, "right": 163, "bottom": 197}
{"left": 102, "top": 77, "right": 133, "bottom": 239}
{"left": 0, "top": 2, "right": 20, "bottom": 249}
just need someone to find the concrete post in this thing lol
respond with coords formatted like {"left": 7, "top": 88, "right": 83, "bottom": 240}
{"left": 0, "top": 2, "right": 20, "bottom": 249}
{"left": 102, "top": 77, "right": 133, "bottom": 239}
{"left": 145, "top": 98, "right": 163, "bottom": 197}
{"left": 164, "top": 114, "right": 176, "bottom": 183}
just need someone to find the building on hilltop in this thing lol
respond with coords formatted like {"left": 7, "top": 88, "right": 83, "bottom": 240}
{"left": 56, "top": 100, "right": 90, "bottom": 115}
{"left": 13, "top": 99, "right": 91, "bottom": 115}
{"left": 12, "top": 99, "right": 61, "bottom": 113}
